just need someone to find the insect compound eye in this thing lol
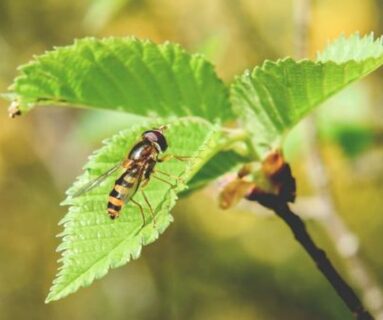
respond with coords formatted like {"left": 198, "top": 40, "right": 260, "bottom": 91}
{"left": 155, "top": 132, "right": 168, "bottom": 152}
{"left": 143, "top": 131, "right": 157, "bottom": 142}
{"left": 143, "top": 130, "right": 168, "bottom": 152}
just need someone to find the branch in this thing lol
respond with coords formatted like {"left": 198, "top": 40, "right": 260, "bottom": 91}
{"left": 246, "top": 192, "right": 374, "bottom": 320}
{"left": 218, "top": 150, "right": 373, "bottom": 318}
{"left": 293, "top": 0, "right": 383, "bottom": 317}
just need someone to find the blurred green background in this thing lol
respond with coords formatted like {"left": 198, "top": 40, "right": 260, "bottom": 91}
{"left": 1, "top": 0, "right": 383, "bottom": 319}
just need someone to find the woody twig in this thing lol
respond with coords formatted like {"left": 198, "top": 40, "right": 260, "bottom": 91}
{"left": 243, "top": 151, "right": 374, "bottom": 320}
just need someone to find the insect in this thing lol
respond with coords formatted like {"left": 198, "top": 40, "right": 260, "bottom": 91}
{"left": 72, "top": 126, "right": 186, "bottom": 225}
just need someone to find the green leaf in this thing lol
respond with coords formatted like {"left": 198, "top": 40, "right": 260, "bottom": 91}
{"left": 318, "top": 33, "right": 383, "bottom": 63}
{"left": 46, "top": 117, "right": 223, "bottom": 303}
{"left": 8, "top": 37, "right": 232, "bottom": 122}
{"left": 231, "top": 33, "right": 383, "bottom": 157}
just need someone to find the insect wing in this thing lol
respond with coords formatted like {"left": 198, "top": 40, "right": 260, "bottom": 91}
{"left": 71, "top": 162, "right": 123, "bottom": 198}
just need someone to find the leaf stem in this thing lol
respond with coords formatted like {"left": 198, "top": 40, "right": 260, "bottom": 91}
{"left": 247, "top": 194, "right": 374, "bottom": 319}
{"left": 220, "top": 127, "right": 249, "bottom": 143}
{"left": 220, "top": 127, "right": 259, "bottom": 159}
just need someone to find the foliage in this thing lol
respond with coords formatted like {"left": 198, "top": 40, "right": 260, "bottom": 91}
{"left": 230, "top": 33, "right": 383, "bottom": 157}
{"left": 46, "top": 118, "right": 222, "bottom": 302}
{"left": 4, "top": 33, "right": 383, "bottom": 302}
{"left": 10, "top": 38, "right": 232, "bottom": 121}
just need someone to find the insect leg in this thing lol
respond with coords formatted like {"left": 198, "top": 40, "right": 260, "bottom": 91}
{"left": 130, "top": 198, "right": 146, "bottom": 227}
{"left": 140, "top": 171, "right": 180, "bottom": 189}
{"left": 140, "top": 178, "right": 150, "bottom": 188}
{"left": 141, "top": 190, "right": 156, "bottom": 226}
{"left": 152, "top": 175, "right": 176, "bottom": 187}
{"left": 158, "top": 154, "right": 195, "bottom": 163}
{"left": 155, "top": 169, "right": 184, "bottom": 184}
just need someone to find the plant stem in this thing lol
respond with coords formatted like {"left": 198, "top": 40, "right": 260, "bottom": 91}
{"left": 305, "top": 118, "right": 383, "bottom": 319}
{"left": 250, "top": 195, "right": 374, "bottom": 319}
{"left": 293, "top": 0, "right": 383, "bottom": 318}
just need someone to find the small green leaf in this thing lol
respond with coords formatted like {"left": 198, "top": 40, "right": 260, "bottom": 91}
{"left": 231, "top": 33, "right": 383, "bottom": 157}
{"left": 9, "top": 37, "right": 232, "bottom": 122}
{"left": 46, "top": 117, "right": 223, "bottom": 303}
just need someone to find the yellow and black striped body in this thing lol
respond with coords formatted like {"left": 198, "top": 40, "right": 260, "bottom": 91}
{"left": 107, "top": 138, "right": 161, "bottom": 219}
{"left": 107, "top": 164, "right": 143, "bottom": 219}
{"left": 73, "top": 127, "right": 169, "bottom": 221}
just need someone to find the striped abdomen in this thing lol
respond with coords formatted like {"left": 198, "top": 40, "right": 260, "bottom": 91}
{"left": 107, "top": 164, "right": 142, "bottom": 219}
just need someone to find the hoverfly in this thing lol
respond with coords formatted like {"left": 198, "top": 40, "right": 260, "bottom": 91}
{"left": 72, "top": 125, "right": 186, "bottom": 226}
